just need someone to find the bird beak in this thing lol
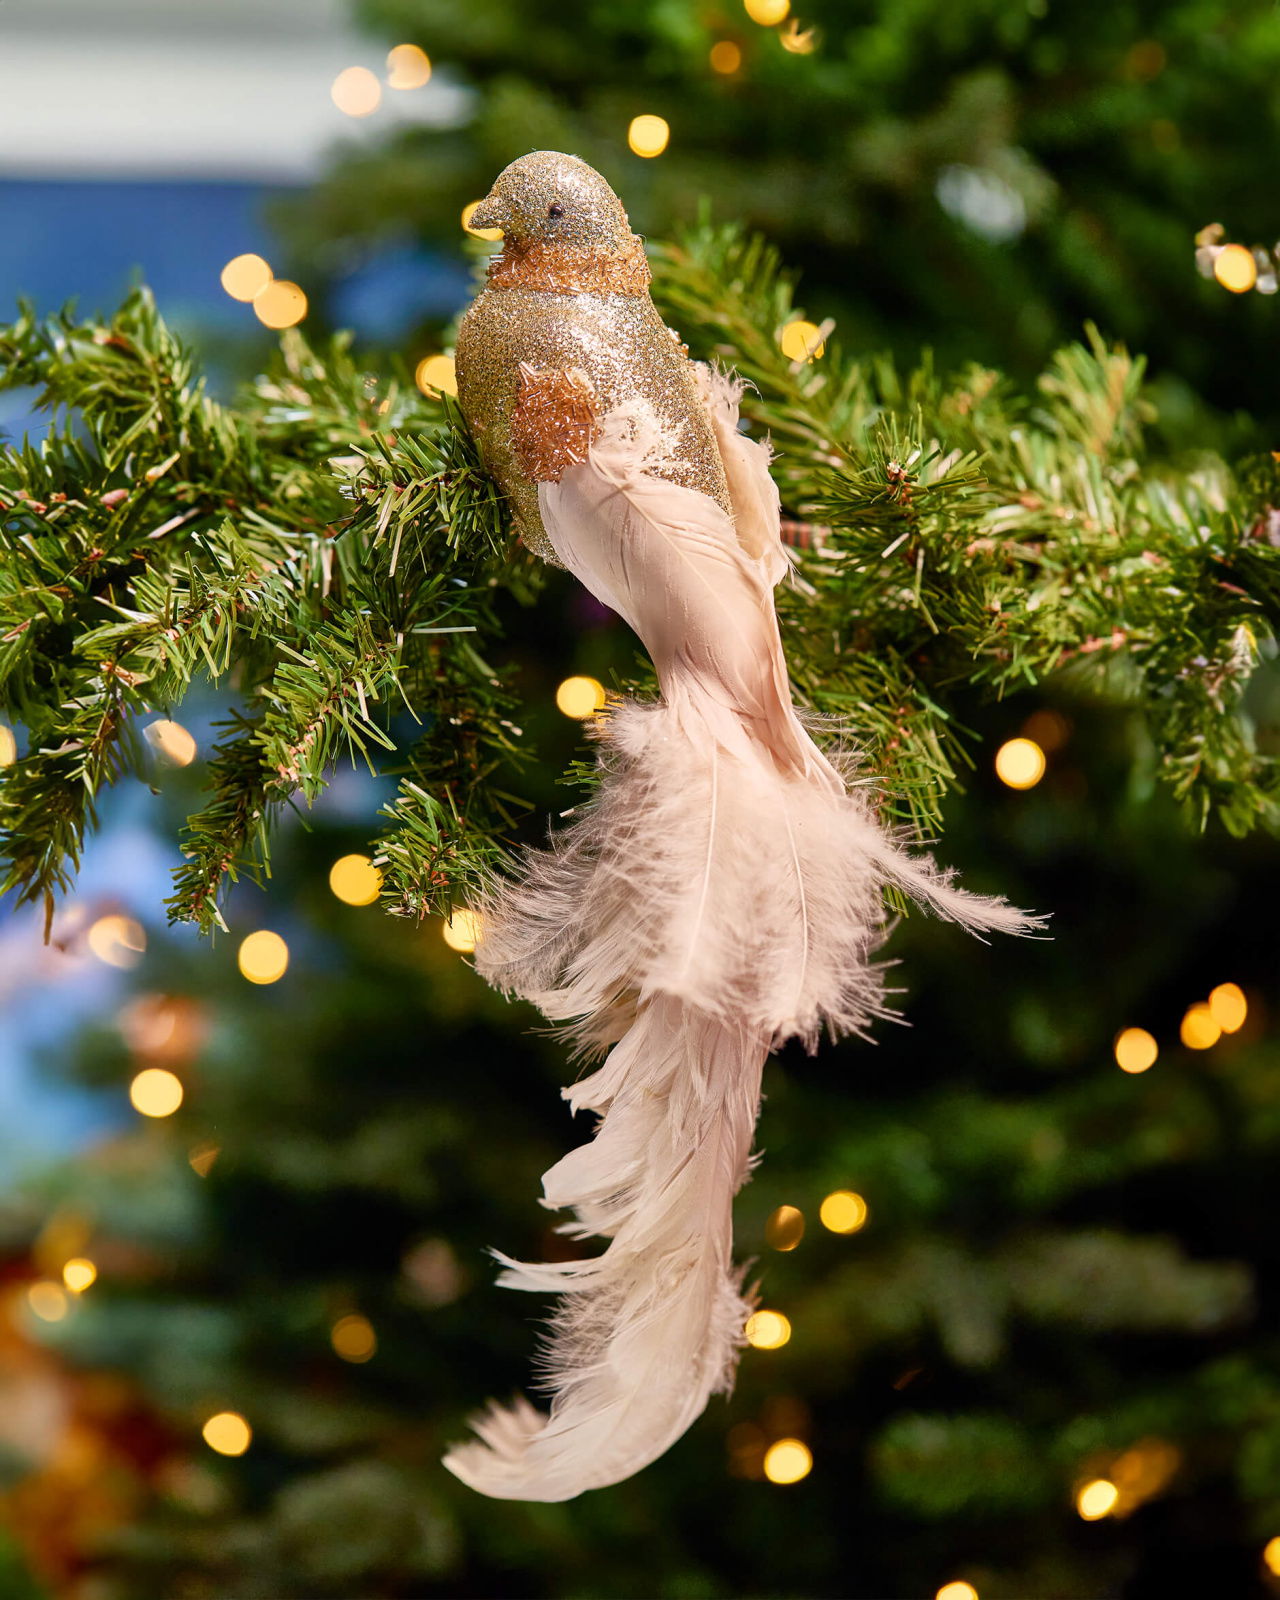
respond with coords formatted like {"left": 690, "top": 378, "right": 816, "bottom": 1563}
{"left": 468, "top": 193, "right": 508, "bottom": 234}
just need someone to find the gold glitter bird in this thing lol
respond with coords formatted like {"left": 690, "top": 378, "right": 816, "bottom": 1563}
{"left": 445, "top": 151, "right": 1041, "bottom": 1504}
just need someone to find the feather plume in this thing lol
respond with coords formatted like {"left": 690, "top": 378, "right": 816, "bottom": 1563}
{"left": 443, "top": 387, "right": 1043, "bottom": 1502}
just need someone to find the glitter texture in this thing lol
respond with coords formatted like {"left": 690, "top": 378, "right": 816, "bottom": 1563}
{"left": 510, "top": 364, "right": 601, "bottom": 484}
{"left": 455, "top": 151, "right": 731, "bottom": 564}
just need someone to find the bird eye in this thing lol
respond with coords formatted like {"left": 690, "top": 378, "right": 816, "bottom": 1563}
{"left": 547, "top": 202, "right": 564, "bottom": 219}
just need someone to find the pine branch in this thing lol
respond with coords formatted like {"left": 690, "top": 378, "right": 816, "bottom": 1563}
{"left": 2, "top": 229, "right": 1279, "bottom": 931}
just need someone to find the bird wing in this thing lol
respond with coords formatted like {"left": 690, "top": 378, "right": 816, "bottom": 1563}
{"left": 694, "top": 364, "right": 792, "bottom": 588}
{"left": 510, "top": 362, "right": 601, "bottom": 485}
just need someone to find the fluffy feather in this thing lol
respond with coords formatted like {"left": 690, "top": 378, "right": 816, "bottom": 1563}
{"left": 443, "top": 384, "right": 1043, "bottom": 1502}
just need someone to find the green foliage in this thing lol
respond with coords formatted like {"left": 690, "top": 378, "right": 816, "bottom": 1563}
{"left": 3, "top": 228, "right": 1279, "bottom": 931}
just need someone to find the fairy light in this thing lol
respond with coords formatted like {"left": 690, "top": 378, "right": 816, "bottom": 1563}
{"left": 936, "top": 1584, "right": 979, "bottom": 1600}
{"left": 329, "top": 854, "right": 382, "bottom": 906}
{"left": 415, "top": 354, "right": 458, "bottom": 396}
{"left": 628, "top": 115, "right": 670, "bottom": 158}
{"left": 778, "top": 319, "right": 825, "bottom": 362}
{"left": 1180, "top": 1003, "right": 1221, "bottom": 1051}
{"left": 238, "top": 930, "right": 289, "bottom": 985}
{"left": 709, "top": 40, "right": 742, "bottom": 74}
{"left": 331, "top": 1313, "right": 378, "bottom": 1363}
{"left": 0, "top": 725, "right": 15, "bottom": 765}
{"left": 765, "top": 1204, "right": 805, "bottom": 1250}
{"left": 62, "top": 1258, "right": 97, "bottom": 1293}
{"left": 555, "top": 675, "right": 607, "bottom": 719}
{"left": 443, "top": 910, "right": 483, "bottom": 953}
{"left": 744, "top": 0, "right": 790, "bottom": 23}
{"left": 744, "top": 1309, "right": 792, "bottom": 1349}
{"left": 461, "top": 201, "right": 504, "bottom": 242}
{"left": 995, "top": 737, "right": 1046, "bottom": 789}
{"left": 1264, "top": 1537, "right": 1280, "bottom": 1576}
{"left": 219, "top": 254, "right": 272, "bottom": 302}
{"left": 144, "top": 718, "right": 197, "bottom": 767}
{"left": 779, "top": 19, "right": 816, "bottom": 53}
{"left": 1077, "top": 1478, "right": 1119, "bottom": 1520}
{"left": 763, "top": 1438, "right": 811, "bottom": 1483}
{"left": 819, "top": 1189, "right": 868, "bottom": 1233}
{"left": 331, "top": 65, "right": 381, "bottom": 117}
{"left": 252, "top": 281, "right": 308, "bottom": 330}
{"left": 129, "top": 1067, "right": 184, "bottom": 1118}
{"left": 27, "top": 1282, "right": 69, "bottom": 1322}
{"left": 1209, "top": 982, "right": 1247, "bottom": 1034}
{"left": 1214, "top": 244, "right": 1257, "bottom": 294}
{"left": 87, "top": 914, "right": 146, "bottom": 969}
{"left": 202, "top": 1411, "right": 252, "bottom": 1456}
{"left": 386, "top": 44, "right": 431, "bottom": 89}
{"left": 1114, "top": 1027, "right": 1158, "bottom": 1075}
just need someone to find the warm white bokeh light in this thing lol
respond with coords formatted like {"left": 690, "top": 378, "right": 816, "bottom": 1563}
{"left": 627, "top": 114, "right": 670, "bottom": 158}
{"left": 744, "top": 0, "right": 790, "bottom": 23}
{"left": 144, "top": 718, "right": 198, "bottom": 767}
{"left": 129, "top": 1067, "right": 184, "bottom": 1118}
{"left": 329, "top": 854, "right": 382, "bottom": 906}
{"left": 1208, "top": 982, "right": 1247, "bottom": 1034}
{"left": 62, "top": 1258, "right": 98, "bottom": 1293}
{"left": 386, "top": 44, "right": 431, "bottom": 89}
{"left": 555, "top": 676, "right": 607, "bottom": 719}
{"left": 415, "top": 354, "right": 458, "bottom": 396}
{"left": 745, "top": 1309, "right": 792, "bottom": 1349}
{"left": 819, "top": 1190, "right": 868, "bottom": 1233}
{"left": 763, "top": 1437, "right": 812, "bottom": 1483}
{"left": 995, "top": 737, "right": 1047, "bottom": 789}
{"left": 202, "top": 1412, "right": 252, "bottom": 1456}
{"left": 461, "top": 201, "right": 504, "bottom": 242}
{"left": 331, "top": 1313, "right": 378, "bottom": 1362}
{"left": 238, "top": 930, "right": 289, "bottom": 985}
{"left": 443, "top": 910, "right": 484, "bottom": 953}
{"left": 88, "top": 914, "right": 146, "bottom": 969}
{"left": 1077, "top": 1478, "right": 1119, "bottom": 1519}
{"left": 219, "top": 253, "right": 272, "bottom": 302}
{"left": 778, "top": 318, "right": 826, "bottom": 362}
{"left": 1114, "top": 1027, "right": 1158, "bottom": 1074}
{"left": 331, "top": 65, "right": 382, "bottom": 117}
{"left": 1180, "top": 1003, "right": 1221, "bottom": 1051}
{"left": 252, "top": 280, "right": 308, "bottom": 330}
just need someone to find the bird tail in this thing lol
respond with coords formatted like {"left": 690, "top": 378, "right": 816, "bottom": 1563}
{"left": 441, "top": 995, "right": 765, "bottom": 1502}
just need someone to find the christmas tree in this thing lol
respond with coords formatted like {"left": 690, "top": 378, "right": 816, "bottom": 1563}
{"left": 3, "top": 3, "right": 1280, "bottom": 1597}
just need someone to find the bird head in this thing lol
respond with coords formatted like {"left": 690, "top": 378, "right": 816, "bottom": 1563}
{"left": 468, "top": 152, "right": 633, "bottom": 252}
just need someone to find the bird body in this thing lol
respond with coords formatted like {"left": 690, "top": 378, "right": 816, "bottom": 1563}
{"left": 445, "top": 152, "right": 1042, "bottom": 1503}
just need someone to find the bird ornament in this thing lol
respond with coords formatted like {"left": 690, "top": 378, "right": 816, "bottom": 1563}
{"left": 442, "top": 151, "right": 1039, "bottom": 1502}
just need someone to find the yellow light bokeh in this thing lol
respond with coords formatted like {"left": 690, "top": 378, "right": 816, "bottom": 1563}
{"left": 1180, "top": 1003, "right": 1221, "bottom": 1051}
{"left": 994, "top": 736, "right": 1046, "bottom": 790}
{"left": 331, "top": 1313, "right": 378, "bottom": 1363}
{"left": 1077, "top": 1478, "right": 1119, "bottom": 1520}
{"left": 628, "top": 114, "right": 671, "bottom": 158}
{"left": 27, "top": 1281, "right": 69, "bottom": 1323}
{"left": 710, "top": 40, "right": 743, "bottom": 74}
{"left": 1263, "top": 1536, "right": 1280, "bottom": 1576}
{"left": 88, "top": 914, "right": 146, "bottom": 969}
{"left": 778, "top": 318, "right": 826, "bottom": 362}
{"left": 744, "top": 0, "right": 790, "bottom": 23}
{"left": 1214, "top": 244, "right": 1257, "bottom": 294}
{"left": 555, "top": 675, "right": 607, "bottom": 719}
{"left": 0, "top": 725, "right": 15, "bottom": 765}
{"left": 819, "top": 1189, "right": 868, "bottom": 1233}
{"left": 1114, "top": 1027, "right": 1158, "bottom": 1075}
{"left": 443, "top": 909, "right": 484, "bottom": 953}
{"left": 1209, "top": 982, "right": 1247, "bottom": 1034}
{"left": 238, "top": 930, "right": 289, "bottom": 985}
{"left": 745, "top": 1309, "right": 792, "bottom": 1349}
{"left": 415, "top": 354, "right": 458, "bottom": 397}
{"left": 62, "top": 1258, "right": 97, "bottom": 1293}
{"left": 130, "top": 1067, "right": 184, "bottom": 1119}
{"left": 252, "top": 280, "right": 308, "bottom": 330}
{"left": 936, "top": 1584, "right": 980, "bottom": 1600}
{"left": 219, "top": 253, "right": 272, "bottom": 302}
{"left": 765, "top": 1204, "right": 805, "bottom": 1251}
{"left": 202, "top": 1411, "right": 251, "bottom": 1457}
{"left": 329, "top": 853, "right": 382, "bottom": 906}
{"left": 386, "top": 43, "right": 431, "bottom": 89}
{"left": 461, "top": 201, "right": 505, "bottom": 242}
{"left": 145, "top": 718, "right": 198, "bottom": 767}
{"left": 779, "top": 19, "right": 816, "bottom": 53}
{"left": 331, "top": 65, "right": 382, "bottom": 117}
{"left": 763, "top": 1437, "right": 812, "bottom": 1483}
